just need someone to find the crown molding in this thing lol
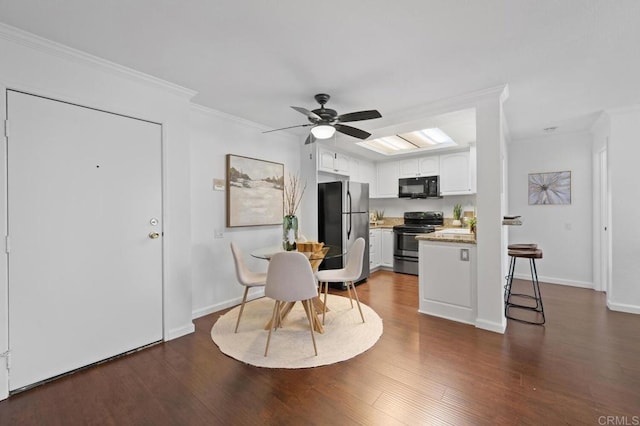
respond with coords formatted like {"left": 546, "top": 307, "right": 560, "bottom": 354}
{"left": 190, "top": 102, "right": 270, "bottom": 131}
{"left": 605, "top": 103, "right": 640, "bottom": 116}
{"left": 590, "top": 104, "right": 640, "bottom": 134}
{"left": 0, "top": 23, "right": 197, "bottom": 99}
{"left": 374, "top": 84, "right": 509, "bottom": 132}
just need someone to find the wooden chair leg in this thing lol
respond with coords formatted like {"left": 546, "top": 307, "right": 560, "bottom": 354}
{"left": 276, "top": 301, "right": 284, "bottom": 329}
{"left": 349, "top": 281, "right": 365, "bottom": 323}
{"left": 234, "top": 287, "right": 250, "bottom": 333}
{"left": 264, "top": 300, "right": 279, "bottom": 356}
{"left": 345, "top": 281, "right": 354, "bottom": 307}
{"left": 303, "top": 300, "right": 318, "bottom": 356}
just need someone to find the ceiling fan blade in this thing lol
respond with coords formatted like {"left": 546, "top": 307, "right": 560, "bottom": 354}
{"left": 304, "top": 134, "right": 315, "bottom": 145}
{"left": 334, "top": 124, "right": 371, "bottom": 140}
{"left": 291, "top": 106, "right": 321, "bottom": 121}
{"left": 337, "top": 109, "right": 382, "bottom": 123}
{"left": 262, "top": 123, "right": 312, "bottom": 134}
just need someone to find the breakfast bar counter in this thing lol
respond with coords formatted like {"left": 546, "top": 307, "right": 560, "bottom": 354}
{"left": 416, "top": 228, "right": 476, "bottom": 244}
{"left": 417, "top": 230, "right": 477, "bottom": 325}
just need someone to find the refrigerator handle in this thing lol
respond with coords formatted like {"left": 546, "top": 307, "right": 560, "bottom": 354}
{"left": 347, "top": 190, "right": 352, "bottom": 239}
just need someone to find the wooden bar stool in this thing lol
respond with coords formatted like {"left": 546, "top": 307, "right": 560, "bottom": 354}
{"left": 504, "top": 245, "right": 545, "bottom": 325}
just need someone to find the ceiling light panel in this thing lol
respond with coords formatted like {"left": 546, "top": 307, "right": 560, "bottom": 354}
{"left": 379, "top": 136, "right": 415, "bottom": 150}
{"left": 358, "top": 127, "right": 457, "bottom": 156}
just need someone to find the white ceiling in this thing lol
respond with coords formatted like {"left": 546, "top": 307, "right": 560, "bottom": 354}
{"left": 1, "top": 1, "right": 639, "bottom": 159}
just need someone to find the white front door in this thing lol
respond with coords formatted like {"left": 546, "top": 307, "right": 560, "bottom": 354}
{"left": 598, "top": 147, "right": 610, "bottom": 294}
{"left": 7, "top": 90, "right": 163, "bottom": 391}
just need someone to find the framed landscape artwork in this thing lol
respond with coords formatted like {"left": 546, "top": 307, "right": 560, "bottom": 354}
{"left": 226, "top": 154, "right": 284, "bottom": 227}
{"left": 528, "top": 171, "right": 571, "bottom": 205}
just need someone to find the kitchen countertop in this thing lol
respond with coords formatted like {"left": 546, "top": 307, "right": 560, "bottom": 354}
{"left": 369, "top": 216, "right": 403, "bottom": 229}
{"left": 370, "top": 223, "right": 395, "bottom": 229}
{"left": 416, "top": 229, "right": 476, "bottom": 244}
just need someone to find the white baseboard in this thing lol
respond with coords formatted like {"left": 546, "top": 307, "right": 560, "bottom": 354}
{"left": 369, "top": 266, "right": 393, "bottom": 273}
{"left": 419, "top": 301, "right": 475, "bottom": 325}
{"left": 192, "top": 288, "right": 266, "bottom": 320}
{"left": 513, "top": 273, "right": 593, "bottom": 289}
{"left": 165, "top": 323, "right": 195, "bottom": 341}
{"left": 607, "top": 300, "right": 640, "bottom": 315}
{"left": 475, "top": 318, "right": 506, "bottom": 334}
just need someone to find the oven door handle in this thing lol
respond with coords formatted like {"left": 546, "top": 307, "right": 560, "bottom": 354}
{"left": 396, "top": 232, "right": 424, "bottom": 236}
{"left": 394, "top": 255, "right": 419, "bottom": 262}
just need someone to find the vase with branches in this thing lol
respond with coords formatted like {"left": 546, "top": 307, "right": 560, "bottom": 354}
{"left": 283, "top": 173, "right": 307, "bottom": 251}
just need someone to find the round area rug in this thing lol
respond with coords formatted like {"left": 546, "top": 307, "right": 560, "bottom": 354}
{"left": 211, "top": 294, "right": 383, "bottom": 368}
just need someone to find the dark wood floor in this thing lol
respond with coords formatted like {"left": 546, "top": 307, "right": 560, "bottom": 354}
{"left": 1, "top": 270, "right": 639, "bottom": 425}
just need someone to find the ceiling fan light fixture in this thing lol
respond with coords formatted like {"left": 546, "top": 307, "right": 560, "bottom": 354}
{"left": 311, "top": 124, "right": 336, "bottom": 139}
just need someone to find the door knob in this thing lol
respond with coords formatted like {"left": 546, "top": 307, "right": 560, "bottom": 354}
{"left": 149, "top": 232, "right": 160, "bottom": 239}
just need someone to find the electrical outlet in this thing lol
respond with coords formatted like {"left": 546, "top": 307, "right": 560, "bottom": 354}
{"left": 213, "top": 178, "right": 225, "bottom": 191}
{"left": 460, "top": 248, "right": 469, "bottom": 261}
{"left": 214, "top": 229, "right": 224, "bottom": 239}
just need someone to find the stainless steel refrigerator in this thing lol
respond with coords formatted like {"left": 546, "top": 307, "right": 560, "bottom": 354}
{"left": 318, "top": 181, "right": 370, "bottom": 288}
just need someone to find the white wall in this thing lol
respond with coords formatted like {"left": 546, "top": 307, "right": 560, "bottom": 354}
{"left": 508, "top": 132, "right": 593, "bottom": 288}
{"left": 189, "top": 105, "right": 301, "bottom": 318}
{"left": 607, "top": 106, "right": 640, "bottom": 313}
{"left": 0, "top": 24, "right": 196, "bottom": 400}
{"left": 474, "top": 94, "right": 509, "bottom": 334}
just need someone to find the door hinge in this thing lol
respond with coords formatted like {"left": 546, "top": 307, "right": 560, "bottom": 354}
{"left": 0, "top": 350, "right": 10, "bottom": 370}
{"left": 3, "top": 120, "right": 8, "bottom": 138}
{"left": 5, "top": 236, "right": 10, "bottom": 254}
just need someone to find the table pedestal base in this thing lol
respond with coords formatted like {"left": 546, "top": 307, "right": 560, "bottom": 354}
{"left": 264, "top": 298, "right": 329, "bottom": 333}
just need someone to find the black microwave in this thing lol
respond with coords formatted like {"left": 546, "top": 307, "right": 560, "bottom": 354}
{"left": 398, "top": 176, "right": 440, "bottom": 198}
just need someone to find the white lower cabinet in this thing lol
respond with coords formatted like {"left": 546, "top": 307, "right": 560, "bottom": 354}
{"left": 418, "top": 240, "right": 476, "bottom": 324}
{"left": 381, "top": 229, "right": 394, "bottom": 267}
{"left": 369, "top": 229, "right": 381, "bottom": 270}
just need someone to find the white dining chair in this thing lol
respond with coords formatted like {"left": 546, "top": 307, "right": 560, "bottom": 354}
{"left": 315, "top": 237, "right": 366, "bottom": 324}
{"left": 264, "top": 251, "right": 318, "bottom": 357}
{"left": 230, "top": 242, "right": 267, "bottom": 333}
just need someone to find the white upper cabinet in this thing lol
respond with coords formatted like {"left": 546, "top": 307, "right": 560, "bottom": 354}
{"left": 354, "top": 158, "right": 377, "bottom": 197}
{"left": 398, "top": 158, "right": 420, "bottom": 177}
{"left": 399, "top": 155, "right": 439, "bottom": 177}
{"left": 348, "top": 157, "right": 360, "bottom": 181}
{"left": 376, "top": 161, "right": 399, "bottom": 198}
{"left": 318, "top": 147, "right": 350, "bottom": 175}
{"left": 335, "top": 152, "right": 350, "bottom": 174}
{"left": 439, "top": 148, "right": 476, "bottom": 195}
{"left": 419, "top": 156, "right": 440, "bottom": 176}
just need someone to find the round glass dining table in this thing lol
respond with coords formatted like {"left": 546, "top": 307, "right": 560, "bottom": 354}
{"left": 250, "top": 244, "right": 346, "bottom": 334}
{"left": 250, "top": 244, "right": 345, "bottom": 264}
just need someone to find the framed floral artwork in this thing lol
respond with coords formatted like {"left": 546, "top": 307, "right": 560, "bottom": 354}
{"left": 528, "top": 171, "right": 571, "bottom": 205}
{"left": 226, "top": 154, "right": 284, "bottom": 227}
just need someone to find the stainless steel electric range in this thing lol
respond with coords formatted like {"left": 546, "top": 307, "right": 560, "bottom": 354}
{"left": 393, "top": 211, "right": 444, "bottom": 275}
